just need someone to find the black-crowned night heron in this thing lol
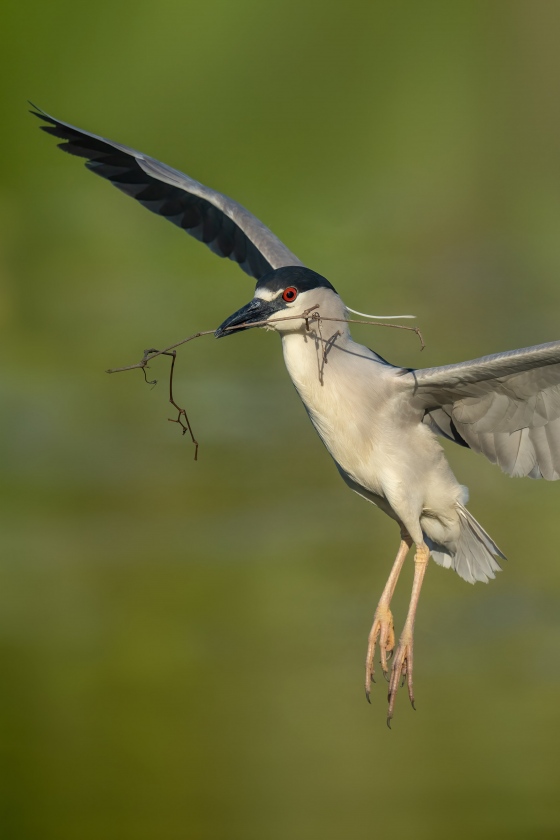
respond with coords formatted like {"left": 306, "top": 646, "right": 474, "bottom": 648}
{"left": 34, "top": 106, "right": 560, "bottom": 725}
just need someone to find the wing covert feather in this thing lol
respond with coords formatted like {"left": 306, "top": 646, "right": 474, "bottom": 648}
{"left": 407, "top": 340, "right": 560, "bottom": 479}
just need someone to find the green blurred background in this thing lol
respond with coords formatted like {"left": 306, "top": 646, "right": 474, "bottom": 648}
{"left": 2, "top": 1, "right": 560, "bottom": 837}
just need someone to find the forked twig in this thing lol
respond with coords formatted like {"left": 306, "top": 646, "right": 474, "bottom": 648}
{"left": 163, "top": 350, "right": 199, "bottom": 459}
{"left": 106, "top": 330, "right": 217, "bottom": 375}
{"left": 106, "top": 310, "right": 425, "bottom": 459}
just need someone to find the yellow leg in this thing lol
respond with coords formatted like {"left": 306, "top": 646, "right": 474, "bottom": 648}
{"left": 386, "top": 541, "right": 430, "bottom": 728}
{"left": 365, "top": 535, "right": 412, "bottom": 702}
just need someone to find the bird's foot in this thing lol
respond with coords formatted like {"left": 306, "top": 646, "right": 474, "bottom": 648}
{"left": 364, "top": 604, "right": 395, "bottom": 702}
{"left": 386, "top": 627, "right": 415, "bottom": 728}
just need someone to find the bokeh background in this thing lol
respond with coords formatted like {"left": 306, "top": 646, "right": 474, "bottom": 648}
{"left": 2, "top": 1, "right": 560, "bottom": 838}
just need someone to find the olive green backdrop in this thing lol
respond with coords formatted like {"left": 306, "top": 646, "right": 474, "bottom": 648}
{"left": 2, "top": 1, "right": 560, "bottom": 838}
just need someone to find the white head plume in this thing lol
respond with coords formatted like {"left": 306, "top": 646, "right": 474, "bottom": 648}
{"left": 345, "top": 306, "right": 416, "bottom": 320}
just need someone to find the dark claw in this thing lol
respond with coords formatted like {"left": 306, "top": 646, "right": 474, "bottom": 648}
{"left": 386, "top": 716, "right": 392, "bottom": 730}
{"left": 365, "top": 688, "right": 371, "bottom": 704}
{"left": 386, "top": 649, "right": 394, "bottom": 662}
{"left": 411, "top": 700, "right": 416, "bottom": 711}
{"left": 383, "top": 669, "right": 390, "bottom": 683}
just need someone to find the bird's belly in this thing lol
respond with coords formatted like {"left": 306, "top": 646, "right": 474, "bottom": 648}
{"left": 299, "top": 380, "right": 457, "bottom": 509}
{"left": 298, "top": 385, "right": 389, "bottom": 495}
{"left": 282, "top": 331, "right": 463, "bottom": 531}
{"left": 282, "top": 329, "right": 458, "bottom": 502}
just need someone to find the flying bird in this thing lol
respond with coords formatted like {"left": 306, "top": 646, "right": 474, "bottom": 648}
{"left": 33, "top": 105, "right": 560, "bottom": 725}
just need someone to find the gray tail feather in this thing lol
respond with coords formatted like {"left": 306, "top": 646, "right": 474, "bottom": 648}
{"left": 426, "top": 503, "right": 506, "bottom": 585}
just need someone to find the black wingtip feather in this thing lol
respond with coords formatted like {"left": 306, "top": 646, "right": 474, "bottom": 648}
{"left": 40, "top": 124, "right": 64, "bottom": 137}
{"left": 29, "top": 103, "right": 54, "bottom": 124}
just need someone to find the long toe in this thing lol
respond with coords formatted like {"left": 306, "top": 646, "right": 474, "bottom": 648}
{"left": 386, "top": 635, "right": 414, "bottom": 726}
{"left": 364, "top": 606, "right": 395, "bottom": 700}
{"left": 379, "top": 619, "right": 395, "bottom": 675}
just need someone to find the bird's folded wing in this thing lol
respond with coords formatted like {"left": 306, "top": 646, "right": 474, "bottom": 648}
{"left": 405, "top": 340, "right": 560, "bottom": 479}
{"left": 31, "top": 105, "right": 303, "bottom": 280}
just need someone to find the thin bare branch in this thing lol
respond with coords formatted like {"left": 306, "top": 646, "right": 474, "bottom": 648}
{"left": 106, "top": 312, "right": 423, "bottom": 376}
{"left": 328, "top": 317, "right": 425, "bottom": 350}
{"left": 105, "top": 309, "right": 425, "bottom": 457}
{"left": 154, "top": 350, "right": 200, "bottom": 460}
{"left": 106, "top": 330, "right": 217, "bottom": 375}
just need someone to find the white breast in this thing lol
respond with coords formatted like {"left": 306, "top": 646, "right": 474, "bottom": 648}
{"left": 281, "top": 328, "right": 398, "bottom": 492}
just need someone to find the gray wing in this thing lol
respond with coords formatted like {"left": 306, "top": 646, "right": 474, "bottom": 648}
{"left": 32, "top": 105, "right": 303, "bottom": 280}
{"left": 406, "top": 340, "right": 560, "bottom": 479}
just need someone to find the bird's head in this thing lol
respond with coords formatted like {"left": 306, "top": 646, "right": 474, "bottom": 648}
{"left": 215, "top": 266, "right": 343, "bottom": 338}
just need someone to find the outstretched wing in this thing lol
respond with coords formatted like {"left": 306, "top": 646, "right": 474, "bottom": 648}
{"left": 32, "top": 105, "right": 303, "bottom": 280}
{"left": 406, "top": 340, "right": 560, "bottom": 479}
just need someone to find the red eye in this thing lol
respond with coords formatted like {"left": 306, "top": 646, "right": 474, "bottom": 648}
{"left": 282, "top": 286, "right": 298, "bottom": 302}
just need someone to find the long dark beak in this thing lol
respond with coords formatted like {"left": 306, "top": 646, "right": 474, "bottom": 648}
{"left": 215, "top": 298, "right": 280, "bottom": 338}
